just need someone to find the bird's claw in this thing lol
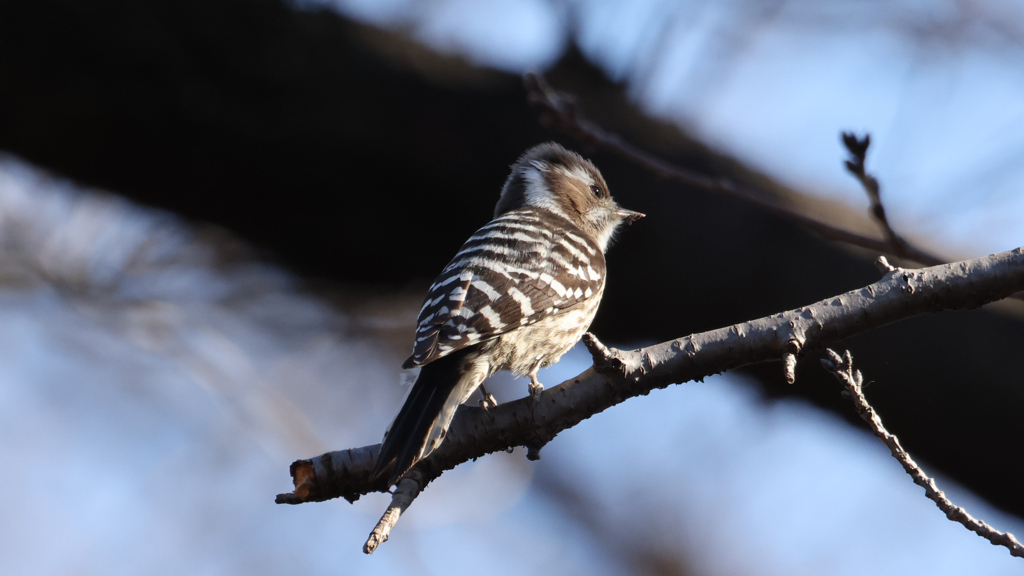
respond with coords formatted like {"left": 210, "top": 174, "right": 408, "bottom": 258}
{"left": 479, "top": 392, "right": 498, "bottom": 410}
{"left": 528, "top": 380, "right": 544, "bottom": 400}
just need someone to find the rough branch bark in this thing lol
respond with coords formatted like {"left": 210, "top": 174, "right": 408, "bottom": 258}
{"left": 276, "top": 247, "right": 1024, "bottom": 551}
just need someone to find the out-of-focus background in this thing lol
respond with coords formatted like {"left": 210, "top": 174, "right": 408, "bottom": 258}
{"left": 1, "top": 0, "right": 1023, "bottom": 574}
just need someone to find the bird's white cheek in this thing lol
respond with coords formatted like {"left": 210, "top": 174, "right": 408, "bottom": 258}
{"left": 522, "top": 167, "right": 566, "bottom": 217}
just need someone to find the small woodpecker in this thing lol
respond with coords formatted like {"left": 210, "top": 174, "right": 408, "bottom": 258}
{"left": 373, "top": 142, "right": 642, "bottom": 485}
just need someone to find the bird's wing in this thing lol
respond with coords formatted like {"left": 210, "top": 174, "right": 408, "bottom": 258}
{"left": 403, "top": 210, "right": 606, "bottom": 368}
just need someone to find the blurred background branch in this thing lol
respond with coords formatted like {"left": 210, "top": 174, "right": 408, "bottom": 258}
{"left": 524, "top": 73, "right": 946, "bottom": 265}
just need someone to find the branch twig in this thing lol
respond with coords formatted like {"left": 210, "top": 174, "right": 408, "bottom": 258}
{"left": 523, "top": 73, "right": 945, "bottom": 267}
{"left": 363, "top": 470, "right": 424, "bottom": 554}
{"left": 821, "top": 349, "right": 1024, "bottom": 559}
{"left": 841, "top": 132, "right": 916, "bottom": 261}
{"left": 277, "top": 247, "right": 1024, "bottom": 551}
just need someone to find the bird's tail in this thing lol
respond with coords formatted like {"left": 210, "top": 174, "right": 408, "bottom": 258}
{"left": 372, "top": 349, "right": 484, "bottom": 485}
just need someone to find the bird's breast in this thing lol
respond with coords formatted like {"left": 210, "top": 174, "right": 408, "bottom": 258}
{"left": 484, "top": 293, "right": 604, "bottom": 376}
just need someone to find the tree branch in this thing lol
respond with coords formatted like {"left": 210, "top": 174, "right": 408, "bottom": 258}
{"left": 523, "top": 73, "right": 945, "bottom": 267}
{"left": 821, "top": 349, "right": 1024, "bottom": 559}
{"left": 277, "top": 247, "right": 1024, "bottom": 551}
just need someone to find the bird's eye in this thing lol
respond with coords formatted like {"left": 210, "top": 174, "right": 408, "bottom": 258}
{"left": 589, "top": 184, "right": 602, "bottom": 197}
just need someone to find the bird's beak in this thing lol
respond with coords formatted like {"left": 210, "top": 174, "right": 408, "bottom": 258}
{"left": 617, "top": 209, "right": 645, "bottom": 224}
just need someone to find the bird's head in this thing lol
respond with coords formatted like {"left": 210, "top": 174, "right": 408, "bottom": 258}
{"left": 496, "top": 142, "right": 643, "bottom": 252}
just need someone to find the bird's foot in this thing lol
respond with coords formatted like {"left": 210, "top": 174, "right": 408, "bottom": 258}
{"left": 479, "top": 391, "right": 498, "bottom": 410}
{"left": 528, "top": 378, "right": 544, "bottom": 400}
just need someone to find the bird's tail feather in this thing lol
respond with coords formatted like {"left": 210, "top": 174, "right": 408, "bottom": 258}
{"left": 373, "top": 349, "right": 481, "bottom": 485}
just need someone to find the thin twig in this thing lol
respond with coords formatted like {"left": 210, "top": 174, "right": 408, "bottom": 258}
{"left": 821, "top": 349, "right": 1024, "bottom": 559}
{"left": 841, "top": 132, "right": 915, "bottom": 260}
{"left": 363, "top": 470, "right": 424, "bottom": 554}
{"left": 523, "top": 73, "right": 945, "bottom": 267}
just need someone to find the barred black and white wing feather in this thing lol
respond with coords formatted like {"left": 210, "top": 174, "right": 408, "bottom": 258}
{"left": 402, "top": 207, "right": 606, "bottom": 370}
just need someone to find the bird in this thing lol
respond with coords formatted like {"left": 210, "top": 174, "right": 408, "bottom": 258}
{"left": 372, "top": 142, "right": 643, "bottom": 486}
